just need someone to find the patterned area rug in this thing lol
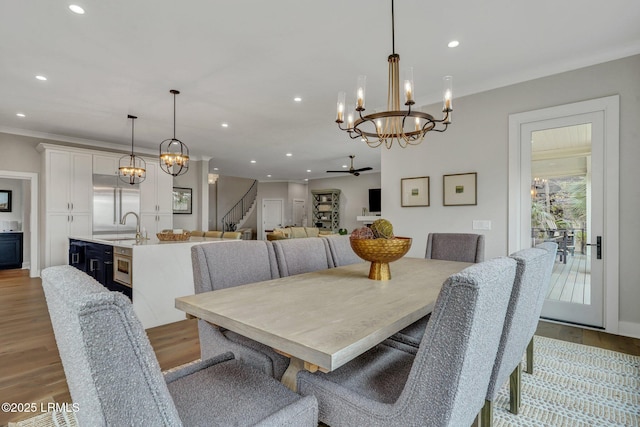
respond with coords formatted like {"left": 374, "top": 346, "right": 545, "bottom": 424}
{"left": 494, "top": 336, "right": 640, "bottom": 426}
{"left": 8, "top": 336, "right": 640, "bottom": 426}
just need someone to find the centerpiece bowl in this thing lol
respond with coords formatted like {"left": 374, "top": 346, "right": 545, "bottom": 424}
{"left": 350, "top": 236, "right": 412, "bottom": 280}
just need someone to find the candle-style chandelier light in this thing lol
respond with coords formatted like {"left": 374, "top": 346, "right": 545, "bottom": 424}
{"left": 118, "top": 114, "right": 146, "bottom": 185}
{"left": 336, "top": 0, "right": 453, "bottom": 149}
{"left": 159, "top": 89, "right": 189, "bottom": 176}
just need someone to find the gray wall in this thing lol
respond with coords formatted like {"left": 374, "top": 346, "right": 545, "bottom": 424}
{"left": 308, "top": 172, "right": 381, "bottom": 234}
{"left": 214, "top": 175, "right": 256, "bottom": 231}
{"left": 381, "top": 54, "right": 640, "bottom": 329}
{"left": 172, "top": 160, "right": 203, "bottom": 232}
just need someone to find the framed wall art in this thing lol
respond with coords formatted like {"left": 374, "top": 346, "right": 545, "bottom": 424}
{"left": 443, "top": 172, "right": 477, "bottom": 206}
{"left": 172, "top": 187, "right": 192, "bottom": 214}
{"left": 401, "top": 176, "right": 430, "bottom": 207}
{"left": 0, "top": 190, "right": 12, "bottom": 212}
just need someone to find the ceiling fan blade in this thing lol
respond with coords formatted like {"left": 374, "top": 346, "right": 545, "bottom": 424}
{"left": 353, "top": 167, "right": 373, "bottom": 172}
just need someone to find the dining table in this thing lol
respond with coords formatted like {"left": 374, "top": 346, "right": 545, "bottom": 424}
{"left": 175, "top": 256, "right": 471, "bottom": 391}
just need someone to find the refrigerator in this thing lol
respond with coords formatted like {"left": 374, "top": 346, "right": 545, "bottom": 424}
{"left": 92, "top": 174, "right": 141, "bottom": 235}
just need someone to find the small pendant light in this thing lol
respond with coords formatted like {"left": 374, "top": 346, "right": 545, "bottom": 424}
{"left": 118, "top": 115, "right": 146, "bottom": 185}
{"left": 159, "top": 89, "right": 190, "bottom": 176}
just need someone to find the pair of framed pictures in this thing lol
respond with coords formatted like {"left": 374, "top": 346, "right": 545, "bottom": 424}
{"left": 401, "top": 172, "right": 477, "bottom": 207}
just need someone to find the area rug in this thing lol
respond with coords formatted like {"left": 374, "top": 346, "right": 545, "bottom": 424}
{"left": 8, "top": 336, "right": 639, "bottom": 426}
{"left": 494, "top": 336, "right": 640, "bottom": 426}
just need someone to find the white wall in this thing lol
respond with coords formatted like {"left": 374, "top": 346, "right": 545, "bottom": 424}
{"left": 308, "top": 172, "right": 381, "bottom": 233}
{"left": 381, "top": 54, "right": 640, "bottom": 329}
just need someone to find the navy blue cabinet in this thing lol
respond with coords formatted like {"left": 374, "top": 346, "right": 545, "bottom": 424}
{"left": 69, "top": 239, "right": 132, "bottom": 299}
{"left": 0, "top": 232, "right": 23, "bottom": 270}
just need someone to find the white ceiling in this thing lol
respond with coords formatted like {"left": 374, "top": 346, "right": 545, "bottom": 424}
{"left": 1, "top": 1, "right": 639, "bottom": 182}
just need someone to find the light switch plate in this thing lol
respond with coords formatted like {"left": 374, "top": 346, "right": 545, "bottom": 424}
{"left": 472, "top": 220, "right": 492, "bottom": 230}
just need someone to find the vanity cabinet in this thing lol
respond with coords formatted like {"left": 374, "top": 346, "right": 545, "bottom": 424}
{"left": 0, "top": 232, "right": 23, "bottom": 270}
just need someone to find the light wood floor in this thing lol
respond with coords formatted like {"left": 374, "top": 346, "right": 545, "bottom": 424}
{"left": 547, "top": 253, "right": 591, "bottom": 304}
{"left": 1, "top": 268, "right": 639, "bottom": 426}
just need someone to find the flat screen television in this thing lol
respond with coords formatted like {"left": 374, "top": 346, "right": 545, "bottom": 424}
{"left": 368, "top": 188, "right": 381, "bottom": 213}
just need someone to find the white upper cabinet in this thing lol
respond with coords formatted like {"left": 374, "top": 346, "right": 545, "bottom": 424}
{"left": 45, "top": 149, "right": 92, "bottom": 214}
{"left": 93, "top": 154, "right": 120, "bottom": 175}
{"left": 140, "top": 160, "right": 173, "bottom": 215}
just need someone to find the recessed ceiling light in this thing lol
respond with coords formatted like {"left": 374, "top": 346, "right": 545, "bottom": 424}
{"left": 286, "top": 153, "right": 293, "bottom": 157}
{"left": 213, "top": 167, "right": 219, "bottom": 171}
{"left": 16, "top": 113, "right": 26, "bottom": 118}
{"left": 250, "top": 160, "right": 256, "bottom": 164}
{"left": 342, "top": 164, "right": 348, "bottom": 168}
{"left": 448, "top": 40, "right": 460, "bottom": 48}
{"left": 221, "top": 123, "right": 229, "bottom": 128}
{"left": 35, "top": 75, "right": 47, "bottom": 81}
{"left": 68, "top": 4, "right": 85, "bottom": 14}
{"left": 306, "top": 169, "right": 311, "bottom": 173}
{"left": 267, "top": 174, "right": 272, "bottom": 178}
{"left": 294, "top": 97, "right": 302, "bottom": 102}
{"left": 304, "top": 178, "right": 309, "bottom": 182}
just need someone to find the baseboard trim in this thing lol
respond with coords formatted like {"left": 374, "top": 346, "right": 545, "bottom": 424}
{"left": 617, "top": 321, "right": 640, "bottom": 340}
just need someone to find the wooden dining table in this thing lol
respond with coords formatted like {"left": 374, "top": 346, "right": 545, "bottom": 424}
{"left": 175, "top": 257, "right": 471, "bottom": 391}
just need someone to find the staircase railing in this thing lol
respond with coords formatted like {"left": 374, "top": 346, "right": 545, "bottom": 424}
{"left": 221, "top": 180, "right": 258, "bottom": 231}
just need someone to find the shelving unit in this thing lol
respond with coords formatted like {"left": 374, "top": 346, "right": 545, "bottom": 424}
{"left": 311, "top": 189, "right": 340, "bottom": 232}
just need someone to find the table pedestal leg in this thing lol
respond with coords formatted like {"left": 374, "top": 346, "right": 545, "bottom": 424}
{"left": 281, "top": 357, "right": 305, "bottom": 392}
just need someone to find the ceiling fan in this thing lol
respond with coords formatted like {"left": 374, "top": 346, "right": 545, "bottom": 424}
{"left": 326, "top": 155, "right": 372, "bottom": 177}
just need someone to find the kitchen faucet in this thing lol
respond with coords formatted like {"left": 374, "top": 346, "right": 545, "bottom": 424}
{"left": 120, "top": 211, "right": 141, "bottom": 242}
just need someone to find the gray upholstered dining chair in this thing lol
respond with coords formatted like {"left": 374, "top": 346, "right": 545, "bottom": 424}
{"left": 525, "top": 242, "right": 558, "bottom": 374}
{"left": 192, "top": 240, "right": 290, "bottom": 380}
{"left": 426, "top": 232, "right": 485, "bottom": 262}
{"left": 297, "top": 257, "right": 517, "bottom": 427}
{"left": 322, "top": 234, "right": 365, "bottom": 267}
{"left": 271, "top": 238, "right": 335, "bottom": 277}
{"left": 390, "top": 232, "right": 486, "bottom": 347}
{"left": 479, "top": 243, "right": 557, "bottom": 426}
{"left": 41, "top": 265, "right": 318, "bottom": 427}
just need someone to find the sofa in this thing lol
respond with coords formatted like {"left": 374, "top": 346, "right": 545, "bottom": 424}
{"left": 266, "top": 226, "right": 332, "bottom": 240}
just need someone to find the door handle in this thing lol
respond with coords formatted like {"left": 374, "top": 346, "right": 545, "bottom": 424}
{"left": 89, "top": 259, "right": 99, "bottom": 272}
{"left": 71, "top": 253, "right": 80, "bottom": 264}
{"left": 586, "top": 236, "right": 602, "bottom": 259}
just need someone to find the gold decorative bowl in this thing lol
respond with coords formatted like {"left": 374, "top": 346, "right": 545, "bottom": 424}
{"left": 350, "top": 237, "right": 412, "bottom": 280}
{"left": 156, "top": 231, "right": 191, "bottom": 241}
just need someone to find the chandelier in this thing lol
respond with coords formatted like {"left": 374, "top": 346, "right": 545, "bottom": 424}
{"left": 118, "top": 114, "right": 146, "bottom": 185}
{"left": 335, "top": 0, "right": 453, "bottom": 148}
{"left": 159, "top": 89, "right": 189, "bottom": 176}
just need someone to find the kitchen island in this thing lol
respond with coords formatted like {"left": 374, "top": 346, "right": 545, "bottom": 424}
{"left": 70, "top": 235, "right": 235, "bottom": 328}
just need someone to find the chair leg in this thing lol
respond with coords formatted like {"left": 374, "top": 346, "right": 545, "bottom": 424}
{"left": 509, "top": 364, "right": 522, "bottom": 415}
{"left": 525, "top": 337, "right": 534, "bottom": 374}
{"left": 479, "top": 399, "right": 493, "bottom": 427}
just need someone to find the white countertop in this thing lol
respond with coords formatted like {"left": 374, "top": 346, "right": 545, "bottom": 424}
{"left": 70, "top": 234, "right": 229, "bottom": 248}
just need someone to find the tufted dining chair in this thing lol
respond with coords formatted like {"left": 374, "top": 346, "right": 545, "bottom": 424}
{"left": 191, "top": 240, "right": 290, "bottom": 380}
{"left": 41, "top": 265, "right": 318, "bottom": 427}
{"left": 390, "top": 232, "right": 486, "bottom": 347}
{"left": 479, "top": 243, "right": 557, "bottom": 426}
{"left": 271, "top": 238, "right": 335, "bottom": 277}
{"left": 322, "top": 234, "right": 364, "bottom": 267}
{"left": 189, "top": 230, "right": 205, "bottom": 237}
{"left": 297, "top": 257, "right": 517, "bottom": 427}
{"left": 204, "top": 230, "right": 223, "bottom": 238}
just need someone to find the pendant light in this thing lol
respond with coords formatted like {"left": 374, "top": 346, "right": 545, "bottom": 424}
{"left": 118, "top": 115, "right": 146, "bottom": 185}
{"left": 159, "top": 89, "right": 190, "bottom": 176}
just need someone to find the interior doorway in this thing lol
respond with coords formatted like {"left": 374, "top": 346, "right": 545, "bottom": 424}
{"left": 508, "top": 96, "right": 619, "bottom": 331}
{"left": 0, "top": 170, "right": 39, "bottom": 277}
{"left": 292, "top": 199, "right": 305, "bottom": 227}
{"left": 261, "top": 199, "right": 283, "bottom": 240}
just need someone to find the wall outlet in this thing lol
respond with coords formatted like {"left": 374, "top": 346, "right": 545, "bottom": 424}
{"left": 472, "top": 220, "right": 492, "bottom": 230}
